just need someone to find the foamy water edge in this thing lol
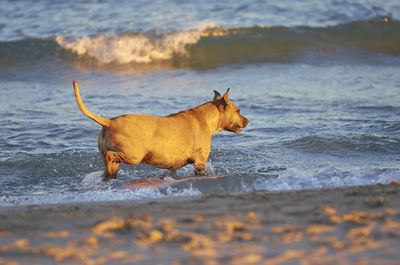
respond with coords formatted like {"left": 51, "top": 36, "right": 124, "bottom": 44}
{"left": 1, "top": 166, "right": 399, "bottom": 206}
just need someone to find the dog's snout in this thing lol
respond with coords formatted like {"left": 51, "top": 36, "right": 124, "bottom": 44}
{"left": 242, "top": 116, "right": 249, "bottom": 128}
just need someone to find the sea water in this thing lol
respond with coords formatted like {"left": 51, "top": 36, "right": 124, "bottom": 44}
{"left": 0, "top": 0, "right": 399, "bottom": 206}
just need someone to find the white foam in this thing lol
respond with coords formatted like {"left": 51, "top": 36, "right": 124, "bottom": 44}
{"left": 81, "top": 170, "right": 104, "bottom": 185}
{"left": 0, "top": 171, "right": 202, "bottom": 206}
{"left": 166, "top": 184, "right": 202, "bottom": 197}
{"left": 56, "top": 22, "right": 218, "bottom": 64}
{"left": 253, "top": 166, "right": 400, "bottom": 191}
{"left": 1, "top": 167, "right": 398, "bottom": 207}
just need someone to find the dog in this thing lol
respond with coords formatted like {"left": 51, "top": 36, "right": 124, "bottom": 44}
{"left": 73, "top": 80, "right": 248, "bottom": 179}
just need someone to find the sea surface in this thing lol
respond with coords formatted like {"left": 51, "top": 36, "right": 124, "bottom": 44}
{"left": 0, "top": 0, "right": 399, "bottom": 206}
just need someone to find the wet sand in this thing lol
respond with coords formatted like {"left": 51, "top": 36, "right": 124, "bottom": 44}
{"left": 0, "top": 183, "right": 399, "bottom": 265}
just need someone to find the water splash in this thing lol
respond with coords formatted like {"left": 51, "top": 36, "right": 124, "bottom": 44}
{"left": 252, "top": 167, "right": 400, "bottom": 191}
{"left": 56, "top": 22, "right": 218, "bottom": 64}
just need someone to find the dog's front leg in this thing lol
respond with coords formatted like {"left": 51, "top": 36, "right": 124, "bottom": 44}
{"left": 193, "top": 147, "right": 210, "bottom": 176}
{"left": 194, "top": 163, "right": 207, "bottom": 176}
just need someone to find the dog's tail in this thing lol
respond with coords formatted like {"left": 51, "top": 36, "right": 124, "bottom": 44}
{"left": 73, "top": 80, "right": 111, "bottom": 127}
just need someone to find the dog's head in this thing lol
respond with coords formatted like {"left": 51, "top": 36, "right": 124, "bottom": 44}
{"left": 213, "top": 89, "right": 248, "bottom": 133}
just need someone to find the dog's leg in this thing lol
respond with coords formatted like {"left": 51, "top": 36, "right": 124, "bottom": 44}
{"left": 193, "top": 148, "right": 209, "bottom": 176}
{"left": 194, "top": 163, "right": 207, "bottom": 176}
{"left": 104, "top": 151, "right": 121, "bottom": 180}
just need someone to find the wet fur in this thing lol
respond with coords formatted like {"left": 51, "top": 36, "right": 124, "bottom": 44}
{"left": 73, "top": 81, "right": 248, "bottom": 180}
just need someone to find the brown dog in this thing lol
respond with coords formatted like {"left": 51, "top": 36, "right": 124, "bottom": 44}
{"left": 73, "top": 80, "right": 248, "bottom": 179}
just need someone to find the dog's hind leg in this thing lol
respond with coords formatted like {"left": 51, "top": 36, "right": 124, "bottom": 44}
{"left": 104, "top": 151, "right": 121, "bottom": 180}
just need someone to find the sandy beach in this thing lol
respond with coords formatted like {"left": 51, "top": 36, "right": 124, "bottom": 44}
{"left": 1, "top": 183, "right": 399, "bottom": 265}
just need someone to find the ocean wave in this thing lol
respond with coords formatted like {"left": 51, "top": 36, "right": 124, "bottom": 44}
{"left": 55, "top": 22, "right": 217, "bottom": 64}
{"left": 0, "top": 19, "right": 399, "bottom": 71}
{"left": 252, "top": 166, "right": 400, "bottom": 191}
{"left": 284, "top": 134, "right": 400, "bottom": 155}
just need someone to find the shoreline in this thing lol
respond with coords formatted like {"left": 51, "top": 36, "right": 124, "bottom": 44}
{"left": 1, "top": 184, "right": 399, "bottom": 264}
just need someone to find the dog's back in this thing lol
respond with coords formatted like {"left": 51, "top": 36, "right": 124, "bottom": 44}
{"left": 73, "top": 80, "right": 248, "bottom": 179}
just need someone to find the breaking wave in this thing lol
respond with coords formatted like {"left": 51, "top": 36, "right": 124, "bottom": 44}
{"left": 55, "top": 22, "right": 217, "bottom": 64}
{"left": 0, "top": 19, "right": 399, "bottom": 71}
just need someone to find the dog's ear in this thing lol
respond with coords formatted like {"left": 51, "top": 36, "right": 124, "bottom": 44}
{"left": 212, "top": 90, "right": 222, "bottom": 103}
{"left": 213, "top": 90, "right": 222, "bottom": 101}
{"left": 214, "top": 89, "right": 230, "bottom": 109}
{"left": 223, "top": 88, "right": 230, "bottom": 104}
